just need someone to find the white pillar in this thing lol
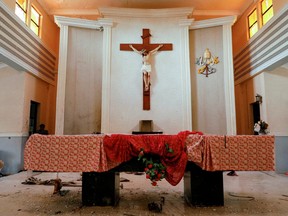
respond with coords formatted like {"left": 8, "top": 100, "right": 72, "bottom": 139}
{"left": 223, "top": 24, "right": 237, "bottom": 135}
{"left": 54, "top": 24, "right": 68, "bottom": 135}
{"left": 99, "top": 18, "right": 113, "bottom": 133}
{"left": 179, "top": 19, "right": 194, "bottom": 131}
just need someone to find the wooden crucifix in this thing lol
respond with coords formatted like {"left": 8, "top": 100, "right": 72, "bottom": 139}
{"left": 120, "top": 29, "right": 173, "bottom": 110}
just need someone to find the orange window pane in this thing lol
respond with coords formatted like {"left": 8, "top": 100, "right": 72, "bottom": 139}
{"left": 248, "top": 10, "right": 257, "bottom": 27}
{"left": 31, "top": 7, "right": 40, "bottom": 25}
{"left": 261, "top": 0, "right": 273, "bottom": 13}
{"left": 263, "top": 8, "right": 274, "bottom": 25}
{"left": 16, "top": 0, "right": 27, "bottom": 11}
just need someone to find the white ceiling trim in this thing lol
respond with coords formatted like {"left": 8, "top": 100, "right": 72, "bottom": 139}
{"left": 190, "top": 16, "right": 237, "bottom": 29}
{"left": 54, "top": 16, "right": 103, "bottom": 29}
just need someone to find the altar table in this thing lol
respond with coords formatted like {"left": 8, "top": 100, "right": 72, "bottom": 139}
{"left": 24, "top": 133, "right": 274, "bottom": 206}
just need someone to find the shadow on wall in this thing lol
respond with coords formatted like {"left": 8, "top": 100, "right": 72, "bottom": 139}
{"left": 275, "top": 136, "right": 288, "bottom": 173}
{"left": 0, "top": 136, "right": 28, "bottom": 175}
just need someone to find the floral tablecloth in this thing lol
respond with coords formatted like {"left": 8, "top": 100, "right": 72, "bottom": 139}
{"left": 24, "top": 133, "right": 274, "bottom": 175}
{"left": 186, "top": 134, "right": 274, "bottom": 171}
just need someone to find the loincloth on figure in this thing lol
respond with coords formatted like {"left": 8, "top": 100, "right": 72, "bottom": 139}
{"left": 141, "top": 64, "right": 152, "bottom": 73}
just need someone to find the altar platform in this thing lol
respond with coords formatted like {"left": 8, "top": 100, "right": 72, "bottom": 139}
{"left": 24, "top": 132, "right": 274, "bottom": 206}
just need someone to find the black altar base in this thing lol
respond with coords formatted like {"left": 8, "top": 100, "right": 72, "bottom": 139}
{"left": 82, "top": 172, "right": 120, "bottom": 206}
{"left": 82, "top": 160, "right": 224, "bottom": 207}
{"left": 184, "top": 162, "right": 224, "bottom": 206}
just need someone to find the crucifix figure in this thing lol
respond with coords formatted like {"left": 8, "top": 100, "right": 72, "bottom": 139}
{"left": 129, "top": 44, "right": 163, "bottom": 91}
{"left": 120, "top": 29, "right": 172, "bottom": 110}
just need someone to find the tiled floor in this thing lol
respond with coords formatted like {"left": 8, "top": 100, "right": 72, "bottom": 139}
{"left": 0, "top": 171, "right": 288, "bottom": 215}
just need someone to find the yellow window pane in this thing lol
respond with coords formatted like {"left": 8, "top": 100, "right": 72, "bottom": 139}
{"left": 262, "top": 0, "right": 273, "bottom": 13}
{"left": 250, "top": 24, "right": 258, "bottom": 38}
{"left": 16, "top": 0, "right": 27, "bottom": 11}
{"left": 248, "top": 10, "right": 257, "bottom": 27}
{"left": 31, "top": 7, "right": 40, "bottom": 25}
{"left": 30, "top": 22, "right": 39, "bottom": 35}
{"left": 15, "top": 4, "right": 26, "bottom": 22}
{"left": 263, "top": 8, "right": 274, "bottom": 25}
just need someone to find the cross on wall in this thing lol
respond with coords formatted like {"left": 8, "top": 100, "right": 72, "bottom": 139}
{"left": 120, "top": 29, "right": 173, "bottom": 110}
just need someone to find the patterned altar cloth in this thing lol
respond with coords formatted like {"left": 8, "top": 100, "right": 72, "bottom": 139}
{"left": 24, "top": 133, "right": 274, "bottom": 176}
{"left": 185, "top": 134, "right": 274, "bottom": 171}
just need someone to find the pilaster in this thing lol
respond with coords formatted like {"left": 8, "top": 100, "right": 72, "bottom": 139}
{"left": 98, "top": 18, "right": 113, "bottom": 133}
{"left": 179, "top": 19, "right": 194, "bottom": 131}
{"left": 54, "top": 24, "right": 68, "bottom": 135}
{"left": 223, "top": 24, "right": 237, "bottom": 135}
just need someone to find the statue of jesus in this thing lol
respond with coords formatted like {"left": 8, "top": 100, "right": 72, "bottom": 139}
{"left": 129, "top": 44, "right": 163, "bottom": 91}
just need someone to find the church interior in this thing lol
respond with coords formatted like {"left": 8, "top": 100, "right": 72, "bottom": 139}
{"left": 0, "top": 0, "right": 288, "bottom": 215}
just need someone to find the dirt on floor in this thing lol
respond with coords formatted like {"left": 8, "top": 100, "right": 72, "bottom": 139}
{"left": 0, "top": 171, "right": 288, "bottom": 216}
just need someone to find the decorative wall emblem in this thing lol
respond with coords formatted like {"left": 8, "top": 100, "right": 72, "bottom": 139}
{"left": 196, "top": 48, "right": 219, "bottom": 77}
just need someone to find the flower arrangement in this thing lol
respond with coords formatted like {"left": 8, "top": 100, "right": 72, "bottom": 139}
{"left": 254, "top": 120, "right": 269, "bottom": 135}
{"left": 138, "top": 144, "right": 174, "bottom": 186}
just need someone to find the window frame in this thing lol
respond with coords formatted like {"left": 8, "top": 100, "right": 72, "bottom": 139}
{"left": 30, "top": 6, "right": 41, "bottom": 36}
{"left": 248, "top": 8, "right": 258, "bottom": 38}
{"left": 261, "top": 0, "right": 274, "bottom": 25}
{"left": 247, "top": 0, "right": 274, "bottom": 39}
{"left": 15, "top": 0, "right": 42, "bottom": 37}
{"left": 15, "top": 0, "right": 27, "bottom": 23}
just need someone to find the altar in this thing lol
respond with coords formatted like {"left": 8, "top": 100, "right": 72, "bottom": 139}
{"left": 24, "top": 132, "right": 274, "bottom": 206}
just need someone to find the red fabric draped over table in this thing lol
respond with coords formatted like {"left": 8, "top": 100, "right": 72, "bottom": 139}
{"left": 103, "top": 131, "right": 192, "bottom": 186}
{"left": 24, "top": 132, "right": 275, "bottom": 186}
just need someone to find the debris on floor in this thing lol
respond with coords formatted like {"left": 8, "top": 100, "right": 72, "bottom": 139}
{"left": 21, "top": 176, "right": 80, "bottom": 187}
{"left": 227, "top": 171, "right": 238, "bottom": 176}
{"left": 228, "top": 192, "right": 255, "bottom": 201}
{"left": 148, "top": 196, "right": 165, "bottom": 213}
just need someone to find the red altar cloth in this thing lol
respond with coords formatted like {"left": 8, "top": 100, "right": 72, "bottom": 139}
{"left": 103, "top": 131, "right": 190, "bottom": 185}
{"left": 24, "top": 133, "right": 275, "bottom": 185}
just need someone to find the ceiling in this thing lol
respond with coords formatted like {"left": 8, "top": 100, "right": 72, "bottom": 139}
{"left": 37, "top": 0, "right": 255, "bottom": 18}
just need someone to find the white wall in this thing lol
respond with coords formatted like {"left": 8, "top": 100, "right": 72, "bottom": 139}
{"left": 64, "top": 27, "right": 103, "bottom": 134}
{"left": 264, "top": 67, "right": 288, "bottom": 136}
{"left": 108, "top": 16, "right": 187, "bottom": 134}
{"left": 189, "top": 27, "right": 227, "bottom": 134}
{"left": 55, "top": 10, "right": 235, "bottom": 135}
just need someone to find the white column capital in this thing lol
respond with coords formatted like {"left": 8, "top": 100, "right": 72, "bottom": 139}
{"left": 98, "top": 18, "right": 114, "bottom": 28}
{"left": 179, "top": 18, "right": 194, "bottom": 27}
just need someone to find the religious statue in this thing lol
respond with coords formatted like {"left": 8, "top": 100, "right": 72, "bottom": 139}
{"left": 129, "top": 44, "right": 163, "bottom": 91}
